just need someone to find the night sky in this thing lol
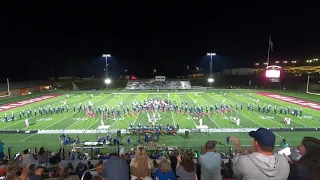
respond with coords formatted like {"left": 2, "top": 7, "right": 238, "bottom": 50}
{"left": 1, "top": 1, "right": 319, "bottom": 81}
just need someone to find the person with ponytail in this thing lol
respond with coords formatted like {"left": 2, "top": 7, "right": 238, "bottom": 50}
{"left": 287, "top": 137, "right": 320, "bottom": 180}
{"left": 130, "top": 146, "right": 154, "bottom": 180}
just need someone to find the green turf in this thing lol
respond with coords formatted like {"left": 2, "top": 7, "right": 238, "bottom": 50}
{"left": 0, "top": 90, "right": 319, "bottom": 156}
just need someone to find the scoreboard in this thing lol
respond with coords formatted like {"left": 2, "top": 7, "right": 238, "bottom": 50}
{"left": 265, "top": 65, "right": 281, "bottom": 83}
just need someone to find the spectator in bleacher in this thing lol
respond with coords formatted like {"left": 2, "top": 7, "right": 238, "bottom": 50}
{"left": 92, "top": 176, "right": 102, "bottom": 180}
{"left": 37, "top": 147, "right": 48, "bottom": 165}
{"left": 75, "top": 162, "right": 91, "bottom": 180}
{"left": 124, "top": 153, "right": 132, "bottom": 179}
{"left": 130, "top": 147, "right": 154, "bottom": 180}
{"left": 226, "top": 159, "right": 233, "bottom": 173}
{"left": 5, "top": 161, "right": 20, "bottom": 180}
{"left": 87, "top": 161, "right": 94, "bottom": 169}
{"left": 59, "top": 167, "right": 79, "bottom": 180}
{"left": 193, "top": 151, "right": 198, "bottom": 159}
{"left": 0, "top": 140, "right": 4, "bottom": 160}
{"left": 28, "top": 164, "right": 36, "bottom": 177}
{"left": 96, "top": 160, "right": 104, "bottom": 175}
{"left": 154, "top": 159, "right": 175, "bottom": 180}
{"left": 67, "top": 163, "right": 74, "bottom": 173}
{"left": 19, "top": 166, "right": 30, "bottom": 180}
{"left": 289, "top": 147, "right": 301, "bottom": 162}
{"left": 46, "top": 166, "right": 59, "bottom": 180}
{"left": 153, "top": 160, "right": 158, "bottom": 173}
{"left": 198, "top": 140, "right": 221, "bottom": 180}
{"left": 231, "top": 128, "right": 290, "bottom": 180}
{"left": 287, "top": 137, "right": 320, "bottom": 180}
{"left": 102, "top": 152, "right": 129, "bottom": 180}
{"left": 221, "top": 161, "right": 233, "bottom": 179}
{"left": 22, "top": 150, "right": 36, "bottom": 170}
{"left": 176, "top": 152, "right": 197, "bottom": 180}
{"left": 169, "top": 149, "right": 179, "bottom": 176}
{"left": 0, "top": 160, "right": 8, "bottom": 177}
{"left": 29, "top": 166, "right": 44, "bottom": 180}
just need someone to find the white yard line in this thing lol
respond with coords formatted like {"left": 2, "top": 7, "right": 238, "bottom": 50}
{"left": 105, "top": 94, "right": 133, "bottom": 130}
{"left": 132, "top": 114, "right": 140, "bottom": 126}
{"left": 86, "top": 119, "right": 100, "bottom": 130}
{"left": 168, "top": 93, "right": 177, "bottom": 127}
{"left": 21, "top": 112, "right": 78, "bottom": 141}
{"left": 170, "top": 111, "right": 176, "bottom": 127}
{"left": 195, "top": 95, "right": 222, "bottom": 129}
{"left": 129, "top": 95, "right": 142, "bottom": 125}
{"left": 0, "top": 116, "right": 36, "bottom": 130}
{"left": 67, "top": 94, "right": 113, "bottom": 130}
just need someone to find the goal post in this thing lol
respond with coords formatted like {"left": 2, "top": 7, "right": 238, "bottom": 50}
{"left": 306, "top": 75, "right": 320, "bottom": 95}
{"left": 0, "top": 78, "right": 11, "bottom": 98}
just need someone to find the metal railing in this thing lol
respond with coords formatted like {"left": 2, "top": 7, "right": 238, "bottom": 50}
{"left": 81, "top": 168, "right": 100, "bottom": 180}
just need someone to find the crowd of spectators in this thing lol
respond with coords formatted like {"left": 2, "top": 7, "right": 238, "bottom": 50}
{"left": 0, "top": 128, "right": 319, "bottom": 180}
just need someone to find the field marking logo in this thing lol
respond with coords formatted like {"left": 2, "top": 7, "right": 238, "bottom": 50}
{"left": 302, "top": 116, "right": 312, "bottom": 119}
{"left": 73, "top": 118, "right": 88, "bottom": 121}
{"left": 259, "top": 116, "right": 274, "bottom": 120}
{"left": 109, "top": 117, "right": 125, "bottom": 121}
{"left": 37, "top": 118, "right": 53, "bottom": 122}
{"left": 223, "top": 116, "right": 237, "bottom": 120}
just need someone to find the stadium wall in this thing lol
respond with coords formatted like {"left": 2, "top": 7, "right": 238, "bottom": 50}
{"left": 8, "top": 89, "right": 21, "bottom": 96}
{"left": 0, "top": 80, "right": 52, "bottom": 97}
{"left": 0, "top": 86, "right": 48, "bottom": 97}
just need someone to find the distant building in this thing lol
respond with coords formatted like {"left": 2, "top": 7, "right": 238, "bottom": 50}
{"left": 221, "top": 68, "right": 256, "bottom": 75}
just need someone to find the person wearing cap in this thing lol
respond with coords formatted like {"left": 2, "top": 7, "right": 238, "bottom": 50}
{"left": 231, "top": 128, "right": 289, "bottom": 180}
{"left": 198, "top": 140, "right": 222, "bottom": 180}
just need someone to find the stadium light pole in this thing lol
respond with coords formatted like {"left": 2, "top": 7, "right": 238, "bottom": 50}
{"left": 314, "top": 58, "right": 319, "bottom": 66}
{"left": 207, "top": 53, "right": 216, "bottom": 77}
{"left": 102, "top": 54, "right": 111, "bottom": 90}
{"left": 292, "top": 61, "right": 297, "bottom": 67}
{"left": 306, "top": 60, "right": 312, "bottom": 68}
{"left": 208, "top": 78, "right": 214, "bottom": 88}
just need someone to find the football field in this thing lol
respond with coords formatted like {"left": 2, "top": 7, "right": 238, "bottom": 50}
{"left": 0, "top": 90, "right": 319, "bottom": 154}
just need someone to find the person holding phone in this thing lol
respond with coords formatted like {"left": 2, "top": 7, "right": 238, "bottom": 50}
{"left": 176, "top": 152, "right": 197, "bottom": 180}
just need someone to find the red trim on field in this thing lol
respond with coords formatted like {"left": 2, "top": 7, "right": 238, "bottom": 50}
{"left": 0, "top": 94, "right": 61, "bottom": 112}
{"left": 255, "top": 92, "right": 320, "bottom": 111}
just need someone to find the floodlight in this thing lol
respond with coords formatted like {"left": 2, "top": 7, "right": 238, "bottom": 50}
{"left": 102, "top": 54, "right": 111, "bottom": 57}
{"left": 105, "top": 78, "right": 111, "bottom": 84}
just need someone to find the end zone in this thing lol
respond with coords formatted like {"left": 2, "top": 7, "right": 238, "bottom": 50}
{"left": 255, "top": 92, "right": 320, "bottom": 111}
{"left": 0, "top": 94, "right": 61, "bottom": 112}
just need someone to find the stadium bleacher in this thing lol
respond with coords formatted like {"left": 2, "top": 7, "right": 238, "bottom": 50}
{"left": 125, "top": 80, "right": 191, "bottom": 90}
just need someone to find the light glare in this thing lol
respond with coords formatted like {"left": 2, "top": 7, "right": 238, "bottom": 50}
{"left": 105, "top": 78, "right": 111, "bottom": 84}
{"left": 266, "top": 70, "right": 280, "bottom": 78}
